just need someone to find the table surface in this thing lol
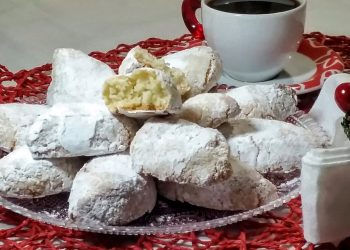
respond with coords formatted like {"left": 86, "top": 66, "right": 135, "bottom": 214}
{"left": 1, "top": 0, "right": 350, "bottom": 72}
{"left": 0, "top": 0, "right": 349, "bottom": 243}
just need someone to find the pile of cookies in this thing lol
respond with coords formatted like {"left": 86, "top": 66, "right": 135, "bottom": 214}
{"left": 0, "top": 45, "right": 322, "bottom": 226}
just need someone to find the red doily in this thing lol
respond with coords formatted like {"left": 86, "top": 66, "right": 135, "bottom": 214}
{"left": 0, "top": 32, "right": 350, "bottom": 249}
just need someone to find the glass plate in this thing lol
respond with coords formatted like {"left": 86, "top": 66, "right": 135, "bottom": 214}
{"left": 0, "top": 111, "right": 329, "bottom": 235}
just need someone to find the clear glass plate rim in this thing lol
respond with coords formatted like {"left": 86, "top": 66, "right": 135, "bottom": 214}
{"left": 0, "top": 183, "right": 300, "bottom": 235}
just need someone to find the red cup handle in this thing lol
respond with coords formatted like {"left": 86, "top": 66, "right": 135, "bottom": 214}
{"left": 182, "top": 0, "right": 204, "bottom": 39}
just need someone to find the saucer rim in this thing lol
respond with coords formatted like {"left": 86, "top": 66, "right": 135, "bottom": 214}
{"left": 212, "top": 38, "right": 345, "bottom": 95}
{"left": 219, "top": 51, "right": 318, "bottom": 91}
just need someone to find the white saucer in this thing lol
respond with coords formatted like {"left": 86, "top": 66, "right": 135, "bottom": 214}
{"left": 219, "top": 52, "right": 317, "bottom": 88}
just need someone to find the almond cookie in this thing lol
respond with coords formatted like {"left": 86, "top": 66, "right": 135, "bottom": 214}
{"left": 163, "top": 46, "right": 223, "bottom": 98}
{"left": 46, "top": 48, "right": 116, "bottom": 105}
{"left": 26, "top": 103, "right": 138, "bottom": 158}
{"left": 0, "top": 103, "right": 48, "bottom": 152}
{"left": 158, "top": 158, "right": 278, "bottom": 211}
{"left": 180, "top": 93, "right": 240, "bottom": 128}
{"left": 68, "top": 154, "right": 157, "bottom": 225}
{"left": 130, "top": 118, "right": 232, "bottom": 186}
{"left": 218, "top": 118, "right": 321, "bottom": 174}
{"left": 226, "top": 84, "right": 297, "bottom": 120}
{"left": 118, "top": 46, "right": 190, "bottom": 96}
{"left": 103, "top": 68, "right": 182, "bottom": 118}
{"left": 0, "top": 146, "right": 84, "bottom": 198}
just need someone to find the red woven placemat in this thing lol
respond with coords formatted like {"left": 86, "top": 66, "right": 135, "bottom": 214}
{"left": 0, "top": 32, "right": 350, "bottom": 250}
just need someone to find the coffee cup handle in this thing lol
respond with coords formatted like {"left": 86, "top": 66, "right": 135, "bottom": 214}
{"left": 182, "top": 0, "right": 204, "bottom": 39}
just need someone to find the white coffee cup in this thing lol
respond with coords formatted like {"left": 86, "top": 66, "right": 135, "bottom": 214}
{"left": 182, "top": 0, "right": 306, "bottom": 82}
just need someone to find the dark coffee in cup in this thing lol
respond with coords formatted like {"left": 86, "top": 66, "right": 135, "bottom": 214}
{"left": 207, "top": 0, "right": 300, "bottom": 14}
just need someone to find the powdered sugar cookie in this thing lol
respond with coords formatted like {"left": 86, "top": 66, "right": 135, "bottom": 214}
{"left": 180, "top": 93, "right": 240, "bottom": 128}
{"left": 118, "top": 46, "right": 189, "bottom": 96}
{"left": 68, "top": 154, "right": 157, "bottom": 225}
{"left": 158, "top": 158, "right": 278, "bottom": 211}
{"left": 163, "top": 46, "right": 223, "bottom": 98}
{"left": 0, "top": 146, "right": 84, "bottom": 198}
{"left": 27, "top": 103, "right": 138, "bottom": 158}
{"left": 218, "top": 118, "right": 321, "bottom": 174}
{"left": 46, "top": 48, "right": 116, "bottom": 105}
{"left": 103, "top": 68, "right": 182, "bottom": 118}
{"left": 131, "top": 118, "right": 232, "bottom": 186}
{"left": 0, "top": 103, "right": 47, "bottom": 152}
{"left": 226, "top": 84, "right": 297, "bottom": 120}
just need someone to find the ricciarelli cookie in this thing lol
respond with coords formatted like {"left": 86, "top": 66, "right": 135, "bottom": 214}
{"left": 158, "top": 158, "right": 278, "bottom": 211}
{"left": 226, "top": 84, "right": 297, "bottom": 120}
{"left": 118, "top": 46, "right": 190, "bottom": 96}
{"left": 163, "top": 46, "right": 223, "bottom": 98}
{"left": 103, "top": 68, "right": 182, "bottom": 118}
{"left": 130, "top": 118, "right": 232, "bottom": 186}
{"left": 26, "top": 103, "right": 138, "bottom": 158}
{"left": 218, "top": 118, "right": 322, "bottom": 174}
{"left": 46, "top": 48, "right": 116, "bottom": 105}
{"left": 180, "top": 93, "right": 240, "bottom": 128}
{"left": 0, "top": 103, "right": 48, "bottom": 152}
{"left": 68, "top": 154, "right": 157, "bottom": 225}
{"left": 0, "top": 146, "right": 84, "bottom": 198}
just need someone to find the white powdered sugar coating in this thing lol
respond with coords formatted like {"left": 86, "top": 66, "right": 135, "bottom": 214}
{"left": 46, "top": 48, "right": 116, "bottom": 105}
{"left": 131, "top": 118, "right": 232, "bottom": 186}
{"left": 0, "top": 146, "right": 84, "bottom": 198}
{"left": 218, "top": 118, "right": 322, "bottom": 174}
{"left": 0, "top": 104, "right": 48, "bottom": 152}
{"left": 26, "top": 103, "right": 138, "bottom": 158}
{"left": 226, "top": 84, "right": 297, "bottom": 120}
{"left": 180, "top": 93, "right": 240, "bottom": 128}
{"left": 158, "top": 158, "right": 278, "bottom": 211}
{"left": 163, "top": 46, "right": 223, "bottom": 97}
{"left": 118, "top": 46, "right": 145, "bottom": 75}
{"left": 68, "top": 154, "right": 157, "bottom": 225}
